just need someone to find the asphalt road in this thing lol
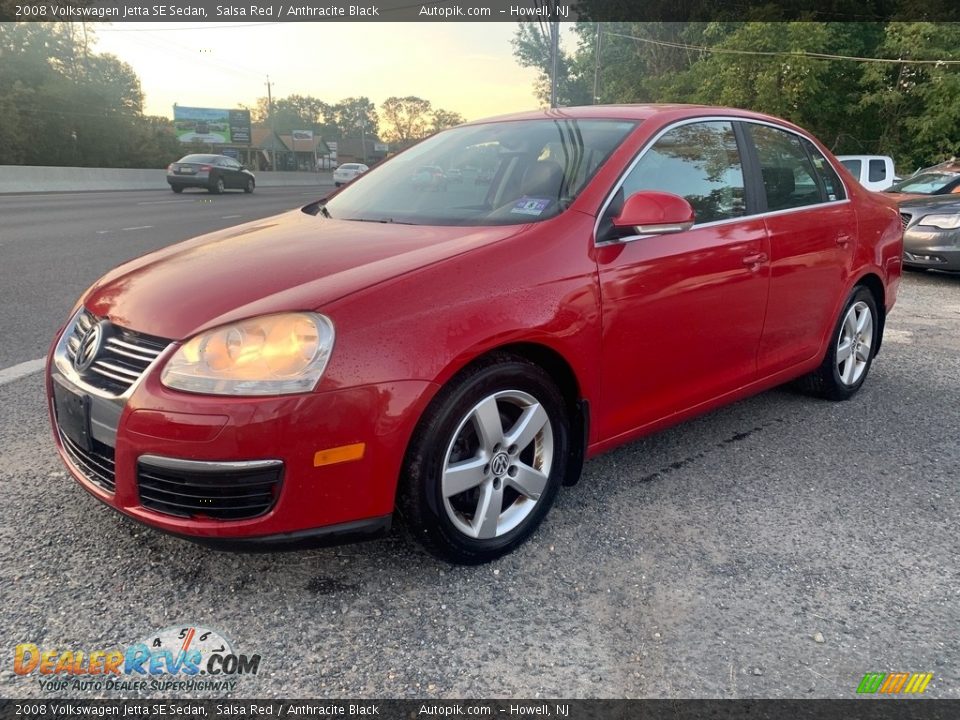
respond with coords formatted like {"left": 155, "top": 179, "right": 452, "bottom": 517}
{"left": 0, "top": 186, "right": 330, "bottom": 369}
{"left": 0, "top": 192, "right": 958, "bottom": 699}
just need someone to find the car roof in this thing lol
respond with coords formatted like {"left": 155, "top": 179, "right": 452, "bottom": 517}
{"left": 463, "top": 104, "right": 800, "bottom": 128}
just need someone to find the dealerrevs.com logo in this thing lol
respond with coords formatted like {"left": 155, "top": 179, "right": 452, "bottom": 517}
{"left": 14, "top": 626, "right": 261, "bottom": 693}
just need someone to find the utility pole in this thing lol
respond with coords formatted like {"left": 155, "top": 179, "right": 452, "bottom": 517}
{"left": 266, "top": 75, "right": 276, "bottom": 171}
{"left": 592, "top": 23, "right": 603, "bottom": 104}
{"left": 549, "top": 19, "right": 560, "bottom": 109}
{"left": 360, "top": 116, "right": 367, "bottom": 164}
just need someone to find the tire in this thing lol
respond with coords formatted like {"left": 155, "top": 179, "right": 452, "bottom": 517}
{"left": 209, "top": 177, "right": 225, "bottom": 194}
{"left": 171, "top": 186, "right": 183, "bottom": 194}
{"left": 244, "top": 178, "right": 255, "bottom": 194}
{"left": 399, "top": 355, "right": 570, "bottom": 564}
{"left": 335, "top": 182, "right": 342, "bottom": 187}
{"left": 797, "top": 286, "right": 879, "bottom": 401}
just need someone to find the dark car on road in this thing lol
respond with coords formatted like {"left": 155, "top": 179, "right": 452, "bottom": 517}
{"left": 885, "top": 160, "right": 960, "bottom": 271}
{"left": 166, "top": 154, "right": 256, "bottom": 194}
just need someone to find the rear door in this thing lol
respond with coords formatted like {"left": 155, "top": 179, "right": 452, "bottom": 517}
{"left": 742, "top": 123, "right": 856, "bottom": 376}
{"left": 594, "top": 119, "right": 771, "bottom": 440}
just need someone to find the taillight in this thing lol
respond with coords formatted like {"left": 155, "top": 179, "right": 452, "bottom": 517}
{"left": 200, "top": 164, "right": 212, "bottom": 171}
{"left": 167, "top": 164, "right": 174, "bottom": 171}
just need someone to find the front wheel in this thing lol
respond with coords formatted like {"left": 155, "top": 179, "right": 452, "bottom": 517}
{"left": 399, "top": 356, "right": 570, "bottom": 564}
{"left": 797, "top": 286, "right": 878, "bottom": 400}
{"left": 244, "top": 177, "right": 255, "bottom": 193}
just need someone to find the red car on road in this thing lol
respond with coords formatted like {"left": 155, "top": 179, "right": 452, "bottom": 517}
{"left": 47, "top": 105, "right": 902, "bottom": 563}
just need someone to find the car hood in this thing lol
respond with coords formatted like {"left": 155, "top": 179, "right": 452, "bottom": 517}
{"left": 895, "top": 194, "right": 960, "bottom": 214}
{"left": 85, "top": 208, "right": 525, "bottom": 340}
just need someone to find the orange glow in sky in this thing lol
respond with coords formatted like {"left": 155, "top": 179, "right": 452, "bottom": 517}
{"left": 93, "top": 22, "right": 546, "bottom": 124}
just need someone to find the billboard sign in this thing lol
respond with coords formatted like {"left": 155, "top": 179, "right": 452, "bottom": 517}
{"left": 173, "top": 106, "right": 251, "bottom": 145}
{"left": 291, "top": 130, "right": 313, "bottom": 141}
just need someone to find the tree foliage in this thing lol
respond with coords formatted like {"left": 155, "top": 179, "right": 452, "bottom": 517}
{"left": 514, "top": 21, "right": 960, "bottom": 170}
{"left": 380, "top": 96, "right": 466, "bottom": 147}
{"left": 0, "top": 22, "right": 180, "bottom": 167}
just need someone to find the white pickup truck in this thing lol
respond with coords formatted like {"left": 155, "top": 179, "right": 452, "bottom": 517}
{"left": 837, "top": 155, "right": 899, "bottom": 192}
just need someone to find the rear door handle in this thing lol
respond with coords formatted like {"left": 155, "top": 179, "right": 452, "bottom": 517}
{"left": 742, "top": 252, "right": 768, "bottom": 268}
{"left": 836, "top": 234, "right": 853, "bottom": 247}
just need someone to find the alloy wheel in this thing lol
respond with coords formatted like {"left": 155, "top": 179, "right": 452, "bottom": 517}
{"left": 441, "top": 390, "right": 553, "bottom": 539}
{"left": 836, "top": 300, "right": 873, "bottom": 386}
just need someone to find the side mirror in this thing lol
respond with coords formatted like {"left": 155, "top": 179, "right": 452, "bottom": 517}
{"left": 612, "top": 191, "right": 695, "bottom": 239}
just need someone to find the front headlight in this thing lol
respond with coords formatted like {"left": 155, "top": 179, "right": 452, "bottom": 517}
{"left": 161, "top": 312, "right": 335, "bottom": 396}
{"left": 918, "top": 213, "right": 960, "bottom": 230}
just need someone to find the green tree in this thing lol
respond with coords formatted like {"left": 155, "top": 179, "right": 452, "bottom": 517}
{"left": 380, "top": 96, "right": 434, "bottom": 146}
{"left": 431, "top": 108, "right": 466, "bottom": 133}
{"left": 333, "top": 96, "right": 379, "bottom": 140}
{"left": 512, "top": 23, "right": 592, "bottom": 106}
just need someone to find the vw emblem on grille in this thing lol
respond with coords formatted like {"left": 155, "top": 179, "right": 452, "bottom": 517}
{"left": 491, "top": 452, "right": 510, "bottom": 477}
{"left": 73, "top": 322, "right": 104, "bottom": 372}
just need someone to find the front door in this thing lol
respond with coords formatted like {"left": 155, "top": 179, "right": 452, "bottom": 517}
{"left": 595, "top": 120, "right": 771, "bottom": 442}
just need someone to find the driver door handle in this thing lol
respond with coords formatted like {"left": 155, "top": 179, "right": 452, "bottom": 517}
{"left": 742, "top": 252, "right": 768, "bottom": 268}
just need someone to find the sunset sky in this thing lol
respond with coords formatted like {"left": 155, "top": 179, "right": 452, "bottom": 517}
{"left": 93, "top": 22, "right": 554, "bottom": 123}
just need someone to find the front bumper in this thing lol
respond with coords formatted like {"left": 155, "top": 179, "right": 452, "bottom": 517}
{"left": 902, "top": 226, "right": 960, "bottom": 271}
{"left": 46, "top": 317, "right": 436, "bottom": 547}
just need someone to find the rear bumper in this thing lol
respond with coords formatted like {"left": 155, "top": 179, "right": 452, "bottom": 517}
{"left": 167, "top": 174, "right": 211, "bottom": 188}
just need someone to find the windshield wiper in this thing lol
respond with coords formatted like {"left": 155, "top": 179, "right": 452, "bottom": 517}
{"left": 317, "top": 204, "right": 332, "bottom": 218}
{"left": 345, "top": 217, "right": 416, "bottom": 225}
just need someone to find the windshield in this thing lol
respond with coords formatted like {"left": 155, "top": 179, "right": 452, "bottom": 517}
{"left": 888, "top": 172, "right": 959, "bottom": 195}
{"left": 322, "top": 119, "right": 637, "bottom": 226}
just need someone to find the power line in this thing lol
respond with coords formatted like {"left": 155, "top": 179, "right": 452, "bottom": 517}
{"left": 603, "top": 30, "right": 960, "bottom": 66}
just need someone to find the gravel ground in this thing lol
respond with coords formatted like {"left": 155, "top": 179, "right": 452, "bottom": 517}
{"left": 0, "top": 269, "right": 958, "bottom": 700}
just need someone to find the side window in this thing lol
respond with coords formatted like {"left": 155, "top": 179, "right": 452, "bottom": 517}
{"left": 803, "top": 140, "right": 846, "bottom": 201}
{"left": 748, "top": 125, "right": 823, "bottom": 211}
{"left": 840, "top": 159, "right": 862, "bottom": 178}
{"left": 868, "top": 159, "right": 886, "bottom": 183}
{"left": 618, "top": 121, "right": 746, "bottom": 224}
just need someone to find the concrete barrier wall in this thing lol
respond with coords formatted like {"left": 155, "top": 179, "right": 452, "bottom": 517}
{"left": 0, "top": 166, "right": 332, "bottom": 194}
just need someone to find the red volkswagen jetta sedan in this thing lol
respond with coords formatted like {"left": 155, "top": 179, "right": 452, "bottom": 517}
{"left": 47, "top": 105, "right": 902, "bottom": 564}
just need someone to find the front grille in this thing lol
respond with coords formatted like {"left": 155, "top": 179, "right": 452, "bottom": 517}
{"left": 900, "top": 213, "right": 912, "bottom": 230}
{"left": 60, "top": 431, "right": 116, "bottom": 493}
{"left": 137, "top": 462, "right": 282, "bottom": 520}
{"left": 66, "top": 310, "right": 170, "bottom": 395}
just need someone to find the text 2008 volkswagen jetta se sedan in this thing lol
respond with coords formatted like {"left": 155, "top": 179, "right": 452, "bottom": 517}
{"left": 48, "top": 105, "right": 903, "bottom": 564}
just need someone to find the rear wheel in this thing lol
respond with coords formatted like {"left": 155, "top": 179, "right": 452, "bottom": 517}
{"left": 797, "top": 286, "right": 878, "bottom": 400}
{"left": 399, "top": 356, "right": 570, "bottom": 564}
{"left": 209, "top": 177, "right": 225, "bottom": 194}
{"left": 171, "top": 186, "right": 183, "bottom": 194}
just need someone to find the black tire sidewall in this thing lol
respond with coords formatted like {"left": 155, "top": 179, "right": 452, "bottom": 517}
{"left": 826, "top": 286, "right": 878, "bottom": 398}
{"left": 406, "top": 360, "right": 569, "bottom": 563}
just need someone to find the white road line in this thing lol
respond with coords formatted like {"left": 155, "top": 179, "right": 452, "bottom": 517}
{"left": 0, "top": 358, "right": 46, "bottom": 387}
{"left": 221, "top": 214, "right": 242, "bottom": 219}
{"left": 136, "top": 200, "right": 193, "bottom": 205}
{"left": 96, "top": 230, "right": 112, "bottom": 234}
{"left": 122, "top": 225, "right": 154, "bottom": 231}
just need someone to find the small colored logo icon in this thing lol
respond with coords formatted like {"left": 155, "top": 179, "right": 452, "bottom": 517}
{"left": 857, "top": 672, "right": 933, "bottom": 694}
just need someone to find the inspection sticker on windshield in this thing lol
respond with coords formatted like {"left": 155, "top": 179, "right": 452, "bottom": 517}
{"left": 510, "top": 197, "right": 551, "bottom": 216}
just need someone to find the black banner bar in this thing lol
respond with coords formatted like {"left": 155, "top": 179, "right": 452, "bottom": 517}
{"left": 2, "top": 0, "right": 960, "bottom": 22}
{"left": 2, "top": 700, "right": 960, "bottom": 720}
